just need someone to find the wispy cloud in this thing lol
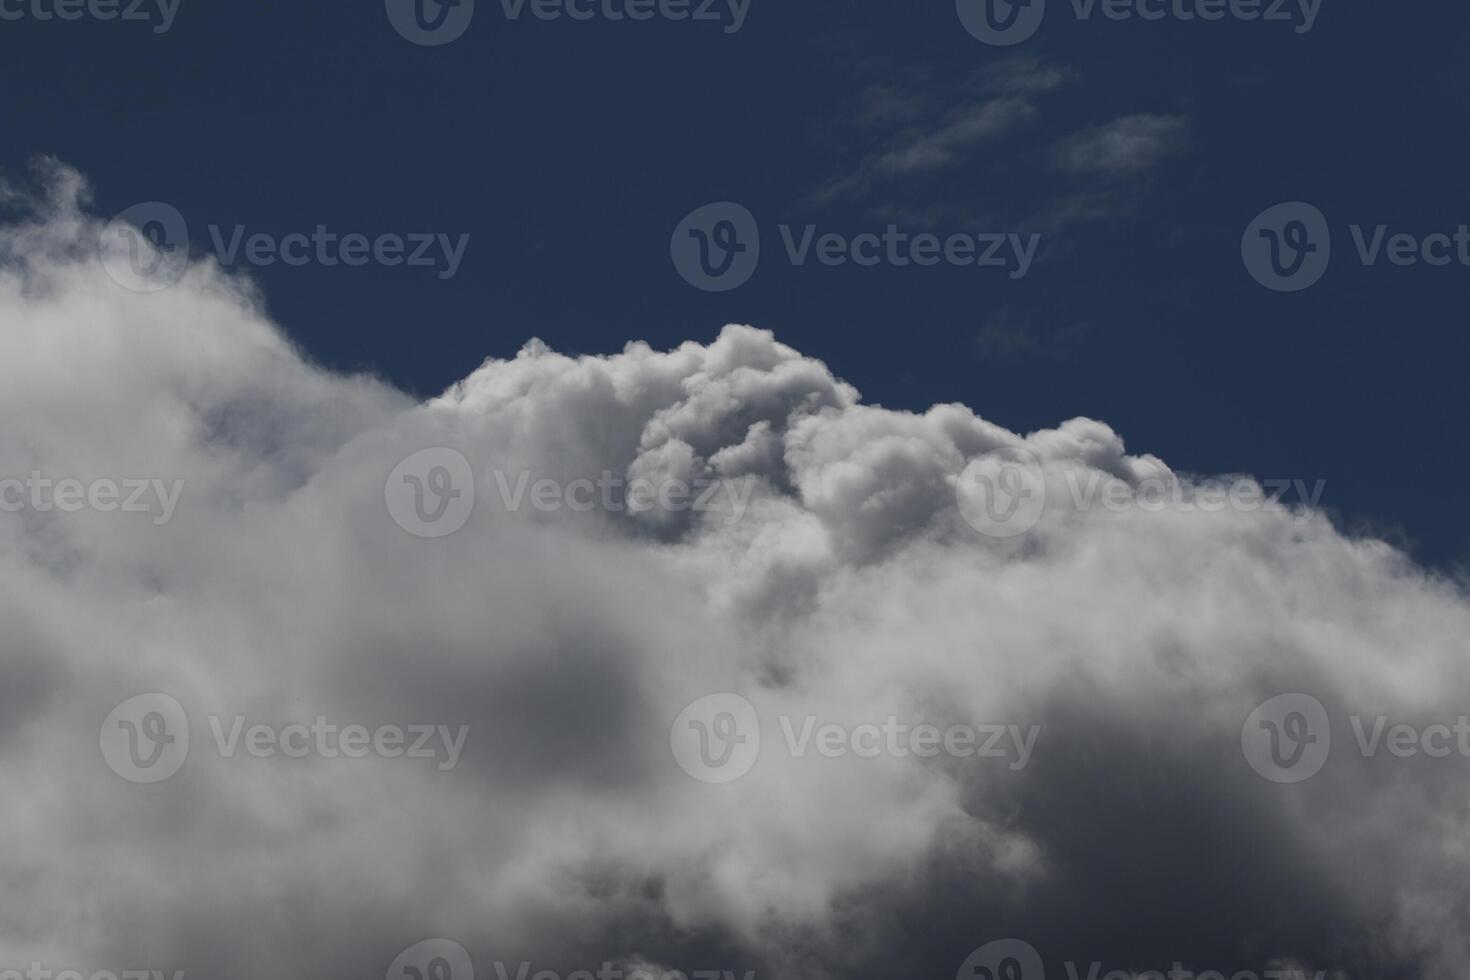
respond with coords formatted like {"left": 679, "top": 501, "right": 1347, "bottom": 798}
{"left": 1053, "top": 113, "right": 1191, "bottom": 177}
{"left": 808, "top": 57, "right": 1072, "bottom": 208}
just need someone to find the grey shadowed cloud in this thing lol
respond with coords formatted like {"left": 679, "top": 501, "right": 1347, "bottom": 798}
{"left": 1, "top": 161, "right": 1467, "bottom": 980}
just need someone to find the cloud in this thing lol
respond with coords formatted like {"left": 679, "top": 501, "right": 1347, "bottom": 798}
{"left": 974, "top": 308, "right": 1092, "bottom": 359}
{"left": 1, "top": 162, "right": 1468, "bottom": 980}
{"left": 1053, "top": 113, "right": 1191, "bottom": 177}
{"left": 807, "top": 58, "right": 1071, "bottom": 209}
{"left": 804, "top": 63, "right": 1189, "bottom": 241}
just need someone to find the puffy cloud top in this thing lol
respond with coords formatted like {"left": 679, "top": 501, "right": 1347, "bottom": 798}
{"left": 1, "top": 162, "right": 1466, "bottom": 980}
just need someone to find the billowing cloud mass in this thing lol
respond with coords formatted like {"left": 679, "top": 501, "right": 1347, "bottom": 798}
{"left": 3, "top": 162, "right": 1469, "bottom": 980}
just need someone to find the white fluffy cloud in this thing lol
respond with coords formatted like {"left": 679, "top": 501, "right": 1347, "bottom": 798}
{"left": 1, "top": 163, "right": 1467, "bottom": 980}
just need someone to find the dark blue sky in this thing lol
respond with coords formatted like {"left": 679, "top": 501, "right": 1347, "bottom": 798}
{"left": 3, "top": 0, "right": 1468, "bottom": 564}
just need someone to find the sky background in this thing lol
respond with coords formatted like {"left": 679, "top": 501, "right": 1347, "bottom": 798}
{"left": 3, "top": 0, "right": 1468, "bottom": 565}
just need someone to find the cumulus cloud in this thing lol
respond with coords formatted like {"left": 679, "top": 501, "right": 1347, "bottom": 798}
{"left": 2, "top": 162, "right": 1468, "bottom": 980}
